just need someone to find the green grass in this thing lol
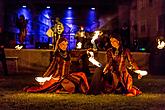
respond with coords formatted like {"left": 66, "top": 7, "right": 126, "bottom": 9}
{"left": 0, "top": 73, "right": 165, "bottom": 110}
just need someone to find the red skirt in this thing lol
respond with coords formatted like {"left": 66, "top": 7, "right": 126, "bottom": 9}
{"left": 24, "top": 72, "right": 89, "bottom": 94}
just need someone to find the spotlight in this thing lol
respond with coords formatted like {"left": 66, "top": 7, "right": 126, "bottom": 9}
{"left": 22, "top": 5, "right": 27, "bottom": 8}
{"left": 46, "top": 6, "right": 50, "bottom": 9}
{"left": 68, "top": 7, "right": 72, "bottom": 9}
{"left": 91, "top": 8, "right": 95, "bottom": 10}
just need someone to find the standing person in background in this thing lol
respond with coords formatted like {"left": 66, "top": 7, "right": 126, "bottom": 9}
{"left": 46, "top": 17, "right": 64, "bottom": 50}
{"left": 75, "top": 26, "right": 86, "bottom": 49}
{"left": 0, "top": 27, "right": 8, "bottom": 76}
{"left": 120, "top": 23, "right": 130, "bottom": 48}
{"left": 16, "top": 15, "right": 28, "bottom": 49}
{"left": 0, "top": 45, "right": 8, "bottom": 76}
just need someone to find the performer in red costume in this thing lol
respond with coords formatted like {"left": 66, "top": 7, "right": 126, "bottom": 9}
{"left": 24, "top": 37, "right": 89, "bottom": 94}
{"left": 88, "top": 33, "right": 142, "bottom": 96}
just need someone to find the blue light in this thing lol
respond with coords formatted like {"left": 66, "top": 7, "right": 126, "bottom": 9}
{"left": 16, "top": 7, "right": 32, "bottom": 45}
{"left": 63, "top": 7, "right": 77, "bottom": 50}
{"left": 38, "top": 8, "right": 52, "bottom": 43}
{"left": 86, "top": 8, "right": 98, "bottom": 31}
{"left": 63, "top": 9, "right": 74, "bottom": 24}
{"left": 68, "top": 7, "right": 72, "bottom": 9}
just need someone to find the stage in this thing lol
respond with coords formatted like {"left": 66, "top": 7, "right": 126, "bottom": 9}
{"left": 2, "top": 49, "right": 150, "bottom": 74}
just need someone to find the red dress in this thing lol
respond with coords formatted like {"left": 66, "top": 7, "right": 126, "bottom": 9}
{"left": 104, "top": 48, "right": 142, "bottom": 95}
{"left": 88, "top": 48, "right": 142, "bottom": 96}
{"left": 24, "top": 50, "right": 89, "bottom": 94}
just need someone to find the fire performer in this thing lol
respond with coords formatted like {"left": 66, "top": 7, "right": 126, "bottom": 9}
{"left": 24, "top": 37, "right": 89, "bottom": 94}
{"left": 88, "top": 33, "right": 147, "bottom": 96}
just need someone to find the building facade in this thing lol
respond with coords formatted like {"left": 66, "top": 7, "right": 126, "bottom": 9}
{"left": 130, "top": 0, "right": 165, "bottom": 50}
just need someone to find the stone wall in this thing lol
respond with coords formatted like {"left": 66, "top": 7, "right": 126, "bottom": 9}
{"left": 3, "top": 49, "right": 150, "bottom": 74}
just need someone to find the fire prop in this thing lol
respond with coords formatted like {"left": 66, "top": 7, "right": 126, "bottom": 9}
{"left": 76, "top": 42, "right": 82, "bottom": 49}
{"left": 35, "top": 75, "right": 53, "bottom": 83}
{"left": 91, "top": 31, "right": 101, "bottom": 44}
{"left": 91, "top": 31, "right": 99, "bottom": 44}
{"left": 128, "top": 66, "right": 148, "bottom": 76}
{"left": 87, "top": 50, "right": 102, "bottom": 67}
{"left": 134, "top": 70, "right": 148, "bottom": 76}
{"left": 15, "top": 45, "right": 23, "bottom": 50}
{"left": 35, "top": 75, "right": 60, "bottom": 85}
{"left": 87, "top": 50, "right": 148, "bottom": 77}
{"left": 157, "top": 38, "right": 165, "bottom": 49}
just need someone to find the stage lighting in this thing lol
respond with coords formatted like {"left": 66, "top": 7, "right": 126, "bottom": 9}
{"left": 91, "top": 8, "right": 95, "bottom": 10}
{"left": 68, "top": 7, "right": 72, "bottom": 9}
{"left": 86, "top": 7, "right": 97, "bottom": 31}
{"left": 22, "top": 5, "right": 27, "bottom": 8}
{"left": 46, "top": 6, "right": 50, "bottom": 9}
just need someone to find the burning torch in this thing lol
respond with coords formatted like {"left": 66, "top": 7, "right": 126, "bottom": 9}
{"left": 76, "top": 42, "right": 82, "bottom": 49}
{"left": 134, "top": 70, "right": 148, "bottom": 76}
{"left": 127, "top": 66, "right": 148, "bottom": 78}
{"left": 35, "top": 75, "right": 59, "bottom": 85}
{"left": 87, "top": 49, "right": 148, "bottom": 77}
{"left": 87, "top": 49, "right": 102, "bottom": 67}
{"left": 91, "top": 31, "right": 100, "bottom": 44}
{"left": 91, "top": 30, "right": 103, "bottom": 50}
{"left": 157, "top": 38, "right": 165, "bottom": 49}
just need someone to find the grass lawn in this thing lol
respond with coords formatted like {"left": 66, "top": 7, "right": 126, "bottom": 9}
{"left": 0, "top": 73, "right": 165, "bottom": 110}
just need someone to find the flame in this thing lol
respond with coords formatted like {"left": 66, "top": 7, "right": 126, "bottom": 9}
{"left": 91, "top": 31, "right": 100, "bottom": 44}
{"left": 87, "top": 51, "right": 102, "bottom": 67}
{"left": 76, "top": 42, "right": 82, "bottom": 49}
{"left": 15, "top": 45, "right": 23, "bottom": 50}
{"left": 157, "top": 39, "right": 165, "bottom": 49}
{"left": 134, "top": 70, "right": 148, "bottom": 76}
{"left": 89, "top": 57, "right": 102, "bottom": 67}
{"left": 35, "top": 75, "right": 53, "bottom": 83}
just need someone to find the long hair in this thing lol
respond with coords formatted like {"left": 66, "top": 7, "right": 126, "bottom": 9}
{"left": 54, "top": 37, "right": 67, "bottom": 52}
{"left": 109, "top": 33, "right": 123, "bottom": 55}
{"left": 54, "top": 37, "right": 68, "bottom": 55}
{"left": 58, "top": 37, "right": 67, "bottom": 46}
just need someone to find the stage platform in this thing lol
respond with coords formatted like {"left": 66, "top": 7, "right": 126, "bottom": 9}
{"left": 1, "top": 49, "right": 150, "bottom": 74}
